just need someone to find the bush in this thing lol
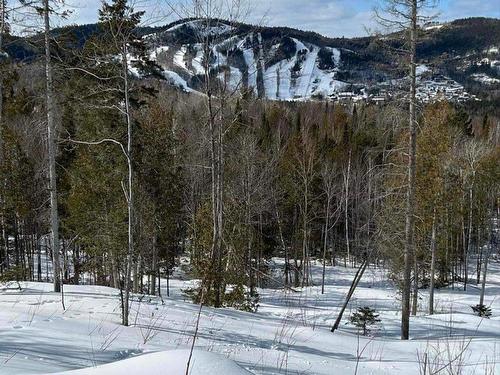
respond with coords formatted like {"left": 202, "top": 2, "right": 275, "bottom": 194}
{"left": 224, "top": 284, "right": 259, "bottom": 313}
{"left": 184, "top": 282, "right": 259, "bottom": 312}
{"left": 0, "top": 266, "right": 25, "bottom": 290}
{"left": 471, "top": 304, "right": 492, "bottom": 318}
{"left": 349, "top": 306, "right": 381, "bottom": 336}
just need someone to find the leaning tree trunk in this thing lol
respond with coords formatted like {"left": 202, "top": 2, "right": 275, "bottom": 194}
{"left": 43, "top": 0, "right": 61, "bottom": 293}
{"left": 331, "top": 258, "right": 367, "bottom": 333}
{"left": 401, "top": 0, "right": 418, "bottom": 341}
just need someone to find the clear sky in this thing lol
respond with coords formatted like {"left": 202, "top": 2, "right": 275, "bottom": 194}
{"left": 50, "top": 0, "right": 500, "bottom": 38}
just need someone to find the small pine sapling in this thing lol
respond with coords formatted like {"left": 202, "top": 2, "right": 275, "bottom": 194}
{"left": 471, "top": 304, "right": 492, "bottom": 318}
{"left": 349, "top": 306, "right": 381, "bottom": 336}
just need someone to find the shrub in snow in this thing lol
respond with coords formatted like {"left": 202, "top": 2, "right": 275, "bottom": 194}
{"left": 348, "top": 306, "right": 381, "bottom": 336}
{"left": 471, "top": 304, "right": 492, "bottom": 318}
{"left": 0, "top": 266, "right": 24, "bottom": 290}
{"left": 225, "top": 284, "right": 260, "bottom": 312}
{"left": 184, "top": 282, "right": 259, "bottom": 312}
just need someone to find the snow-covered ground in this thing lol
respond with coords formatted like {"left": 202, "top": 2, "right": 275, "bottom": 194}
{"left": 1, "top": 259, "right": 500, "bottom": 374}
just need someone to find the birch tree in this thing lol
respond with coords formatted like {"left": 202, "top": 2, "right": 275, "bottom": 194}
{"left": 67, "top": 0, "right": 149, "bottom": 325}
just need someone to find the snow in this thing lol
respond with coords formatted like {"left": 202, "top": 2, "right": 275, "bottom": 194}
{"left": 326, "top": 46, "right": 341, "bottom": 66}
{"left": 486, "top": 46, "right": 499, "bottom": 54}
{"left": 191, "top": 44, "right": 205, "bottom": 76}
{"left": 471, "top": 73, "right": 500, "bottom": 85}
{"left": 125, "top": 53, "right": 142, "bottom": 78}
{"left": 491, "top": 60, "right": 500, "bottom": 73}
{"left": 162, "top": 70, "right": 193, "bottom": 92}
{"left": 263, "top": 54, "right": 297, "bottom": 100}
{"left": 173, "top": 46, "right": 188, "bottom": 71}
{"left": 218, "top": 67, "right": 244, "bottom": 92}
{"left": 158, "top": 35, "right": 346, "bottom": 99}
{"left": 2, "top": 257, "right": 500, "bottom": 374}
{"left": 295, "top": 46, "right": 319, "bottom": 98}
{"left": 424, "top": 24, "right": 444, "bottom": 31}
{"left": 167, "top": 20, "right": 234, "bottom": 37}
{"left": 239, "top": 35, "right": 258, "bottom": 94}
{"left": 416, "top": 64, "right": 430, "bottom": 76}
{"left": 149, "top": 46, "right": 169, "bottom": 61}
{"left": 46, "top": 350, "right": 251, "bottom": 375}
{"left": 262, "top": 39, "right": 346, "bottom": 101}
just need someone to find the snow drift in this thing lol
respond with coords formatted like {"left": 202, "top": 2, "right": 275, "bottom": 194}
{"left": 47, "top": 350, "right": 252, "bottom": 375}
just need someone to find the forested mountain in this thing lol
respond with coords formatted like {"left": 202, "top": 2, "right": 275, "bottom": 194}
{"left": 4, "top": 17, "right": 500, "bottom": 101}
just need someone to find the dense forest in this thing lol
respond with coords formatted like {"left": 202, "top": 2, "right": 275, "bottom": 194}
{"left": 0, "top": 0, "right": 498, "bottom": 341}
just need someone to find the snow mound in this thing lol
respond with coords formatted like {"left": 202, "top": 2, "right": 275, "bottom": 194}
{"left": 47, "top": 350, "right": 252, "bottom": 375}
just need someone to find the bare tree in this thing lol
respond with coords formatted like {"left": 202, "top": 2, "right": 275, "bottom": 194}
{"left": 375, "top": 0, "right": 437, "bottom": 340}
{"left": 168, "top": 0, "right": 250, "bottom": 306}
{"left": 461, "top": 140, "right": 486, "bottom": 292}
{"left": 0, "top": 0, "right": 6, "bottom": 271}
{"left": 480, "top": 202, "right": 497, "bottom": 307}
{"left": 0, "top": 0, "right": 5, "bottom": 154}
{"left": 43, "top": 0, "right": 61, "bottom": 293}
{"left": 428, "top": 209, "right": 437, "bottom": 314}
{"left": 320, "top": 161, "right": 341, "bottom": 294}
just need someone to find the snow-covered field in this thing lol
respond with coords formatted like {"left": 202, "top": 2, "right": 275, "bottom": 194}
{"left": 1, "top": 259, "right": 499, "bottom": 374}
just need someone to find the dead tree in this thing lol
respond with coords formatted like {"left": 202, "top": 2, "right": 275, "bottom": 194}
{"left": 375, "top": 0, "right": 437, "bottom": 340}
{"left": 331, "top": 254, "right": 368, "bottom": 333}
{"left": 43, "top": 0, "right": 62, "bottom": 293}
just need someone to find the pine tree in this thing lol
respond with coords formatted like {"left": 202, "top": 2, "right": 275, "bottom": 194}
{"left": 349, "top": 306, "right": 381, "bottom": 336}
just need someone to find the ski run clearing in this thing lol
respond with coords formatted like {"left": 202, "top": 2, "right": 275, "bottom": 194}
{"left": 2, "top": 259, "right": 500, "bottom": 375}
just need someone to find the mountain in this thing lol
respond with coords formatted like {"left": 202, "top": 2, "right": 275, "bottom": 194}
{"left": 5, "top": 17, "right": 500, "bottom": 102}
{"left": 141, "top": 17, "right": 500, "bottom": 102}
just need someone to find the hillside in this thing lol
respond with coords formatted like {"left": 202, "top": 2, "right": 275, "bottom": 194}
{"left": 4, "top": 17, "right": 500, "bottom": 102}
{"left": 143, "top": 17, "right": 500, "bottom": 101}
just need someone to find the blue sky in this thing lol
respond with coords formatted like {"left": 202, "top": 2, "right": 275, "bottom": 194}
{"left": 57, "top": 0, "right": 500, "bottom": 38}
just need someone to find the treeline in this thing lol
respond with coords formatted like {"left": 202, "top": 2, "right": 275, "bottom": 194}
{"left": 1, "top": 62, "right": 498, "bottom": 300}
{"left": 0, "top": 0, "right": 498, "bottom": 325}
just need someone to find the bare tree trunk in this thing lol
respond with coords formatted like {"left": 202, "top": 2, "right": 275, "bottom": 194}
{"left": 412, "top": 249, "right": 418, "bottom": 316}
{"left": 150, "top": 233, "right": 157, "bottom": 295}
{"left": 479, "top": 246, "right": 489, "bottom": 307}
{"left": 273, "top": 192, "right": 289, "bottom": 286}
{"left": 122, "top": 43, "right": 134, "bottom": 326}
{"left": 476, "top": 227, "right": 481, "bottom": 284}
{"left": 429, "top": 210, "right": 437, "bottom": 315}
{"left": 464, "top": 185, "right": 473, "bottom": 291}
{"left": 246, "top": 169, "right": 254, "bottom": 293}
{"left": 322, "top": 191, "right": 331, "bottom": 294}
{"left": 331, "top": 258, "right": 367, "bottom": 333}
{"left": 344, "top": 150, "right": 351, "bottom": 264}
{"left": 401, "top": 0, "right": 417, "bottom": 340}
{"left": 301, "top": 181, "right": 309, "bottom": 286}
{"left": 0, "top": 0, "right": 4, "bottom": 144}
{"left": 479, "top": 213, "right": 494, "bottom": 306}
{"left": 44, "top": 0, "right": 61, "bottom": 293}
